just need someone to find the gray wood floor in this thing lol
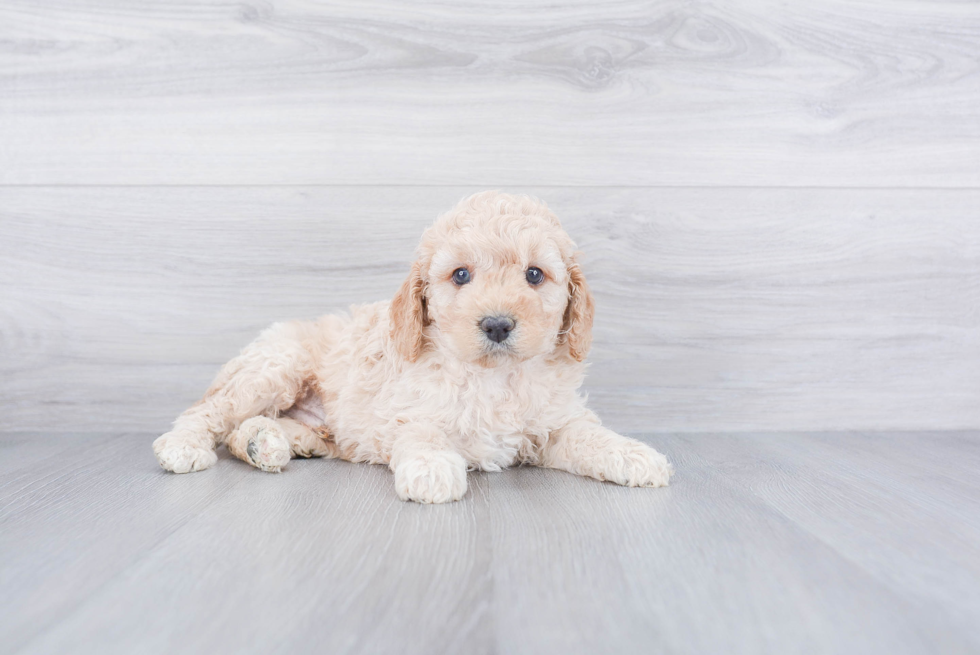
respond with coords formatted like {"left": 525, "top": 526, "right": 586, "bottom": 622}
{"left": 2, "top": 431, "right": 978, "bottom": 654}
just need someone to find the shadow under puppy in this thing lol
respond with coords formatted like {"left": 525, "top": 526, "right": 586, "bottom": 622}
{"left": 153, "top": 191, "right": 673, "bottom": 503}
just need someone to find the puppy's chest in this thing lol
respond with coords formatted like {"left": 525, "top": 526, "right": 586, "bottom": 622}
{"left": 449, "top": 372, "right": 551, "bottom": 451}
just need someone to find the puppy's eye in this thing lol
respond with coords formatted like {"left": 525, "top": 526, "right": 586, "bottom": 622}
{"left": 452, "top": 268, "right": 471, "bottom": 285}
{"left": 525, "top": 267, "right": 544, "bottom": 285}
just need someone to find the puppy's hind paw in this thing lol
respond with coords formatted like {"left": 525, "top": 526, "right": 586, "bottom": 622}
{"left": 153, "top": 432, "right": 217, "bottom": 474}
{"left": 239, "top": 416, "right": 291, "bottom": 473}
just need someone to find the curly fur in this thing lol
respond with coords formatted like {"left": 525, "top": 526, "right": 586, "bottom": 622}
{"left": 153, "top": 191, "right": 673, "bottom": 503}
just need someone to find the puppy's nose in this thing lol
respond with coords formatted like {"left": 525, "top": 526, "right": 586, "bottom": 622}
{"left": 480, "top": 315, "right": 515, "bottom": 343}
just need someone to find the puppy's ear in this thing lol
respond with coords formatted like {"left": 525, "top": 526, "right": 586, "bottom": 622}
{"left": 390, "top": 260, "right": 429, "bottom": 362}
{"left": 562, "top": 260, "right": 595, "bottom": 362}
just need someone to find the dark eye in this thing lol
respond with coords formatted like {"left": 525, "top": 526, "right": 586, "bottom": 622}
{"left": 452, "top": 268, "right": 471, "bottom": 285}
{"left": 526, "top": 267, "right": 544, "bottom": 285}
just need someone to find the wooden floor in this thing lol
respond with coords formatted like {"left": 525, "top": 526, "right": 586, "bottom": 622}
{"left": 2, "top": 431, "right": 978, "bottom": 654}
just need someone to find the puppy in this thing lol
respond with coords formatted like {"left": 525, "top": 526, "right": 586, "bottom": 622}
{"left": 153, "top": 191, "right": 673, "bottom": 503}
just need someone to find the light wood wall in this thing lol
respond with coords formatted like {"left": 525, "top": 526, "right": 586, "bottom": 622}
{"left": 1, "top": 1, "right": 978, "bottom": 433}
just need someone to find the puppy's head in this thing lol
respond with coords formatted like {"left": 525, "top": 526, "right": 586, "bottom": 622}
{"left": 390, "top": 191, "right": 594, "bottom": 367}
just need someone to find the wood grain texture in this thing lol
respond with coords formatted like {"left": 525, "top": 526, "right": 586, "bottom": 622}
{"left": 2, "top": 431, "right": 978, "bottom": 654}
{"left": 1, "top": 0, "right": 978, "bottom": 185}
{"left": 2, "top": 186, "right": 977, "bottom": 433}
{"left": 0, "top": 433, "right": 255, "bottom": 653}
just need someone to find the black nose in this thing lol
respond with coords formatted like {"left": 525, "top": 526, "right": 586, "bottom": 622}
{"left": 480, "top": 316, "right": 515, "bottom": 343}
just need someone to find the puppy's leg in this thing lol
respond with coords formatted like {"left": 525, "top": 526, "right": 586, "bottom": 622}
{"left": 277, "top": 417, "right": 340, "bottom": 459}
{"left": 540, "top": 412, "right": 673, "bottom": 488}
{"left": 153, "top": 321, "right": 318, "bottom": 474}
{"left": 389, "top": 424, "right": 467, "bottom": 504}
{"left": 226, "top": 416, "right": 340, "bottom": 472}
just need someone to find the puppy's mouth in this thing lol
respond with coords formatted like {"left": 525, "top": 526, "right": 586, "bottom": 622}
{"left": 482, "top": 339, "right": 515, "bottom": 355}
{"left": 474, "top": 338, "right": 520, "bottom": 367}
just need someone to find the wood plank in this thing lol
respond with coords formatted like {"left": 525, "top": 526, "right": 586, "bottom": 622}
{"left": 716, "top": 432, "right": 980, "bottom": 643}
{"left": 1, "top": 0, "right": 978, "bottom": 185}
{"left": 2, "top": 186, "right": 977, "bottom": 433}
{"left": 0, "top": 434, "right": 255, "bottom": 652}
{"left": 488, "top": 435, "right": 978, "bottom": 654}
{"left": 0, "top": 432, "right": 122, "bottom": 479}
{"left": 5, "top": 432, "right": 979, "bottom": 653}
{"left": 8, "top": 437, "right": 493, "bottom": 655}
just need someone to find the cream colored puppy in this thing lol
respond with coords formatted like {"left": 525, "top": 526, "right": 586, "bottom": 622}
{"left": 153, "top": 191, "right": 673, "bottom": 503}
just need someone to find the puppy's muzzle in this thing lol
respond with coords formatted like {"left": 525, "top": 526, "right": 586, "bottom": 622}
{"left": 480, "top": 315, "right": 515, "bottom": 344}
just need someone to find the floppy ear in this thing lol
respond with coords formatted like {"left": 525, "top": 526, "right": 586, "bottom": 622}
{"left": 562, "top": 260, "right": 595, "bottom": 362}
{"left": 390, "top": 260, "right": 429, "bottom": 362}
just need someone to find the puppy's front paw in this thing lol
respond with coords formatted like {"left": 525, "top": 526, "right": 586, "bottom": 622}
{"left": 239, "top": 416, "right": 291, "bottom": 473}
{"left": 153, "top": 432, "right": 217, "bottom": 474}
{"left": 602, "top": 441, "right": 674, "bottom": 488}
{"left": 393, "top": 451, "right": 467, "bottom": 504}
